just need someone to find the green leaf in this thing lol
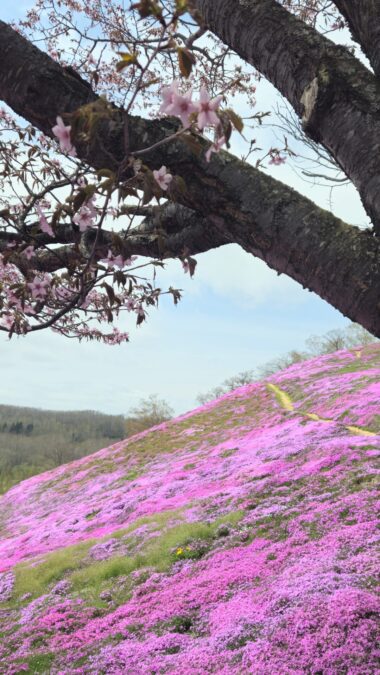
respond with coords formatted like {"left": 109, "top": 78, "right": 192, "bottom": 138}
{"left": 116, "top": 52, "right": 138, "bottom": 72}
{"left": 97, "top": 168, "right": 116, "bottom": 180}
{"left": 175, "top": 0, "right": 188, "bottom": 15}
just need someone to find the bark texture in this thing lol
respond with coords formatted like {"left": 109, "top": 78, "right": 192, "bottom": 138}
{"left": 0, "top": 205, "right": 228, "bottom": 273}
{"left": 195, "top": 0, "right": 380, "bottom": 233}
{"left": 0, "top": 20, "right": 379, "bottom": 336}
{"left": 333, "top": 0, "right": 380, "bottom": 79}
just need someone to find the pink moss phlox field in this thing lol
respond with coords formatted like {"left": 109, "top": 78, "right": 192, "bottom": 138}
{"left": 0, "top": 345, "right": 379, "bottom": 673}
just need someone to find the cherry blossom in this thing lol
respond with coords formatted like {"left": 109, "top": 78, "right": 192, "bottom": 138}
{"left": 23, "top": 246, "right": 35, "bottom": 260}
{"left": 160, "top": 84, "right": 197, "bottom": 128}
{"left": 104, "top": 250, "right": 125, "bottom": 268}
{"left": 196, "top": 87, "right": 223, "bottom": 130}
{"left": 51, "top": 116, "right": 77, "bottom": 156}
{"left": 153, "top": 166, "right": 173, "bottom": 191}
{"left": 0, "top": 314, "right": 14, "bottom": 330}
{"left": 36, "top": 204, "right": 54, "bottom": 237}
{"left": 28, "top": 275, "right": 51, "bottom": 301}
{"left": 159, "top": 80, "right": 179, "bottom": 114}
{"left": 269, "top": 154, "right": 286, "bottom": 166}
{"left": 54, "top": 286, "right": 75, "bottom": 302}
{"left": 73, "top": 204, "right": 95, "bottom": 232}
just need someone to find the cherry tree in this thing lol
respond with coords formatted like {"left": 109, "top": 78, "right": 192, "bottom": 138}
{"left": 0, "top": 0, "right": 379, "bottom": 343}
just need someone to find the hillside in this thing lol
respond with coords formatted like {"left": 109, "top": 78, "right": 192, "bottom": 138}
{"left": 0, "top": 345, "right": 379, "bottom": 674}
{"left": 0, "top": 407, "right": 126, "bottom": 494}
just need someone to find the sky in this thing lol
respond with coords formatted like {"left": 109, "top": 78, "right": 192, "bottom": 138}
{"left": 0, "top": 2, "right": 370, "bottom": 416}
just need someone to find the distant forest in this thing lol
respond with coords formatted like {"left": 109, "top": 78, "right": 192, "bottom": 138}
{"left": 0, "top": 406, "right": 126, "bottom": 493}
{"left": 0, "top": 394, "right": 174, "bottom": 494}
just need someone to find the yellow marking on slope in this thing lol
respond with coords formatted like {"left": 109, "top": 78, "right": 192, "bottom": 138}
{"left": 345, "top": 425, "right": 376, "bottom": 437}
{"left": 304, "top": 412, "right": 332, "bottom": 423}
{"left": 354, "top": 350, "right": 362, "bottom": 359}
{"left": 267, "top": 383, "right": 377, "bottom": 437}
{"left": 266, "top": 383, "right": 294, "bottom": 411}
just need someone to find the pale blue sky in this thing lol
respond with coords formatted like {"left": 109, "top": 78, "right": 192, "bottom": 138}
{"left": 0, "top": 2, "right": 367, "bottom": 415}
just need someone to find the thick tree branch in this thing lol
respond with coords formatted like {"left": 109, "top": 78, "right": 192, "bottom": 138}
{"left": 194, "top": 0, "right": 380, "bottom": 233}
{"left": 1, "top": 204, "right": 229, "bottom": 273}
{"left": 332, "top": 1, "right": 380, "bottom": 79}
{"left": 0, "top": 20, "right": 379, "bottom": 336}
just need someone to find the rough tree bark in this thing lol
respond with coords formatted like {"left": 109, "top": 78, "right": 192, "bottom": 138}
{"left": 333, "top": 0, "right": 380, "bottom": 78}
{"left": 195, "top": 0, "right": 380, "bottom": 233}
{"left": 0, "top": 17, "right": 379, "bottom": 336}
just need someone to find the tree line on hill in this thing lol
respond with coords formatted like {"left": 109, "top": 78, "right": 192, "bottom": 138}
{"left": 196, "top": 323, "right": 378, "bottom": 404}
{"left": 0, "top": 395, "right": 173, "bottom": 494}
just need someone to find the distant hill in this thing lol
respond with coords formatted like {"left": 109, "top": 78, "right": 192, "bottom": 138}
{"left": 0, "top": 405, "right": 126, "bottom": 493}
{"left": 0, "top": 345, "right": 379, "bottom": 673}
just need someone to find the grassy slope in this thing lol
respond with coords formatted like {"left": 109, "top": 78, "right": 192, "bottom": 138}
{"left": 0, "top": 345, "right": 379, "bottom": 674}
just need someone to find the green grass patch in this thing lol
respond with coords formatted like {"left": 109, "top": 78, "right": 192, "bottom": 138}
{"left": 111, "top": 507, "right": 186, "bottom": 539}
{"left": 85, "top": 509, "right": 101, "bottom": 520}
{"left": 12, "top": 539, "right": 95, "bottom": 601}
{"left": 24, "top": 652, "right": 55, "bottom": 673}
{"left": 71, "top": 511, "right": 244, "bottom": 595}
{"left": 11, "top": 508, "right": 186, "bottom": 602}
{"left": 300, "top": 519, "right": 323, "bottom": 540}
{"left": 220, "top": 447, "right": 239, "bottom": 458}
{"left": 10, "top": 508, "right": 243, "bottom": 605}
{"left": 347, "top": 472, "right": 379, "bottom": 492}
{"left": 336, "top": 364, "right": 374, "bottom": 374}
{"left": 254, "top": 511, "right": 296, "bottom": 541}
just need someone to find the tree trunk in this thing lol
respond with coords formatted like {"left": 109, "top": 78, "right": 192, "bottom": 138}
{"left": 333, "top": 0, "right": 380, "bottom": 79}
{"left": 0, "top": 20, "right": 379, "bottom": 336}
{"left": 195, "top": 0, "right": 380, "bottom": 233}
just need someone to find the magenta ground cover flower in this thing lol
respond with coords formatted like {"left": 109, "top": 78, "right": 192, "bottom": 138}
{"left": 0, "top": 345, "right": 379, "bottom": 672}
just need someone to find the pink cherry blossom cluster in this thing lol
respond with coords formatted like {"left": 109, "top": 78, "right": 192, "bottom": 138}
{"left": 103, "top": 250, "right": 138, "bottom": 269}
{"left": 152, "top": 165, "right": 173, "bottom": 191}
{"left": 28, "top": 274, "right": 51, "bottom": 301}
{"left": 73, "top": 196, "right": 97, "bottom": 232}
{"left": 160, "top": 81, "right": 222, "bottom": 130}
{"left": 0, "top": 38, "right": 277, "bottom": 348}
{"left": 159, "top": 81, "right": 226, "bottom": 162}
{"left": 36, "top": 203, "right": 54, "bottom": 236}
{"left": 30, "top": 81, "right": 228, "bottom": 340}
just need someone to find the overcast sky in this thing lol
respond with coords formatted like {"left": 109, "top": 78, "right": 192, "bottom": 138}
{"left": 0, "top": 2, "right": 368, "bottom": 415}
